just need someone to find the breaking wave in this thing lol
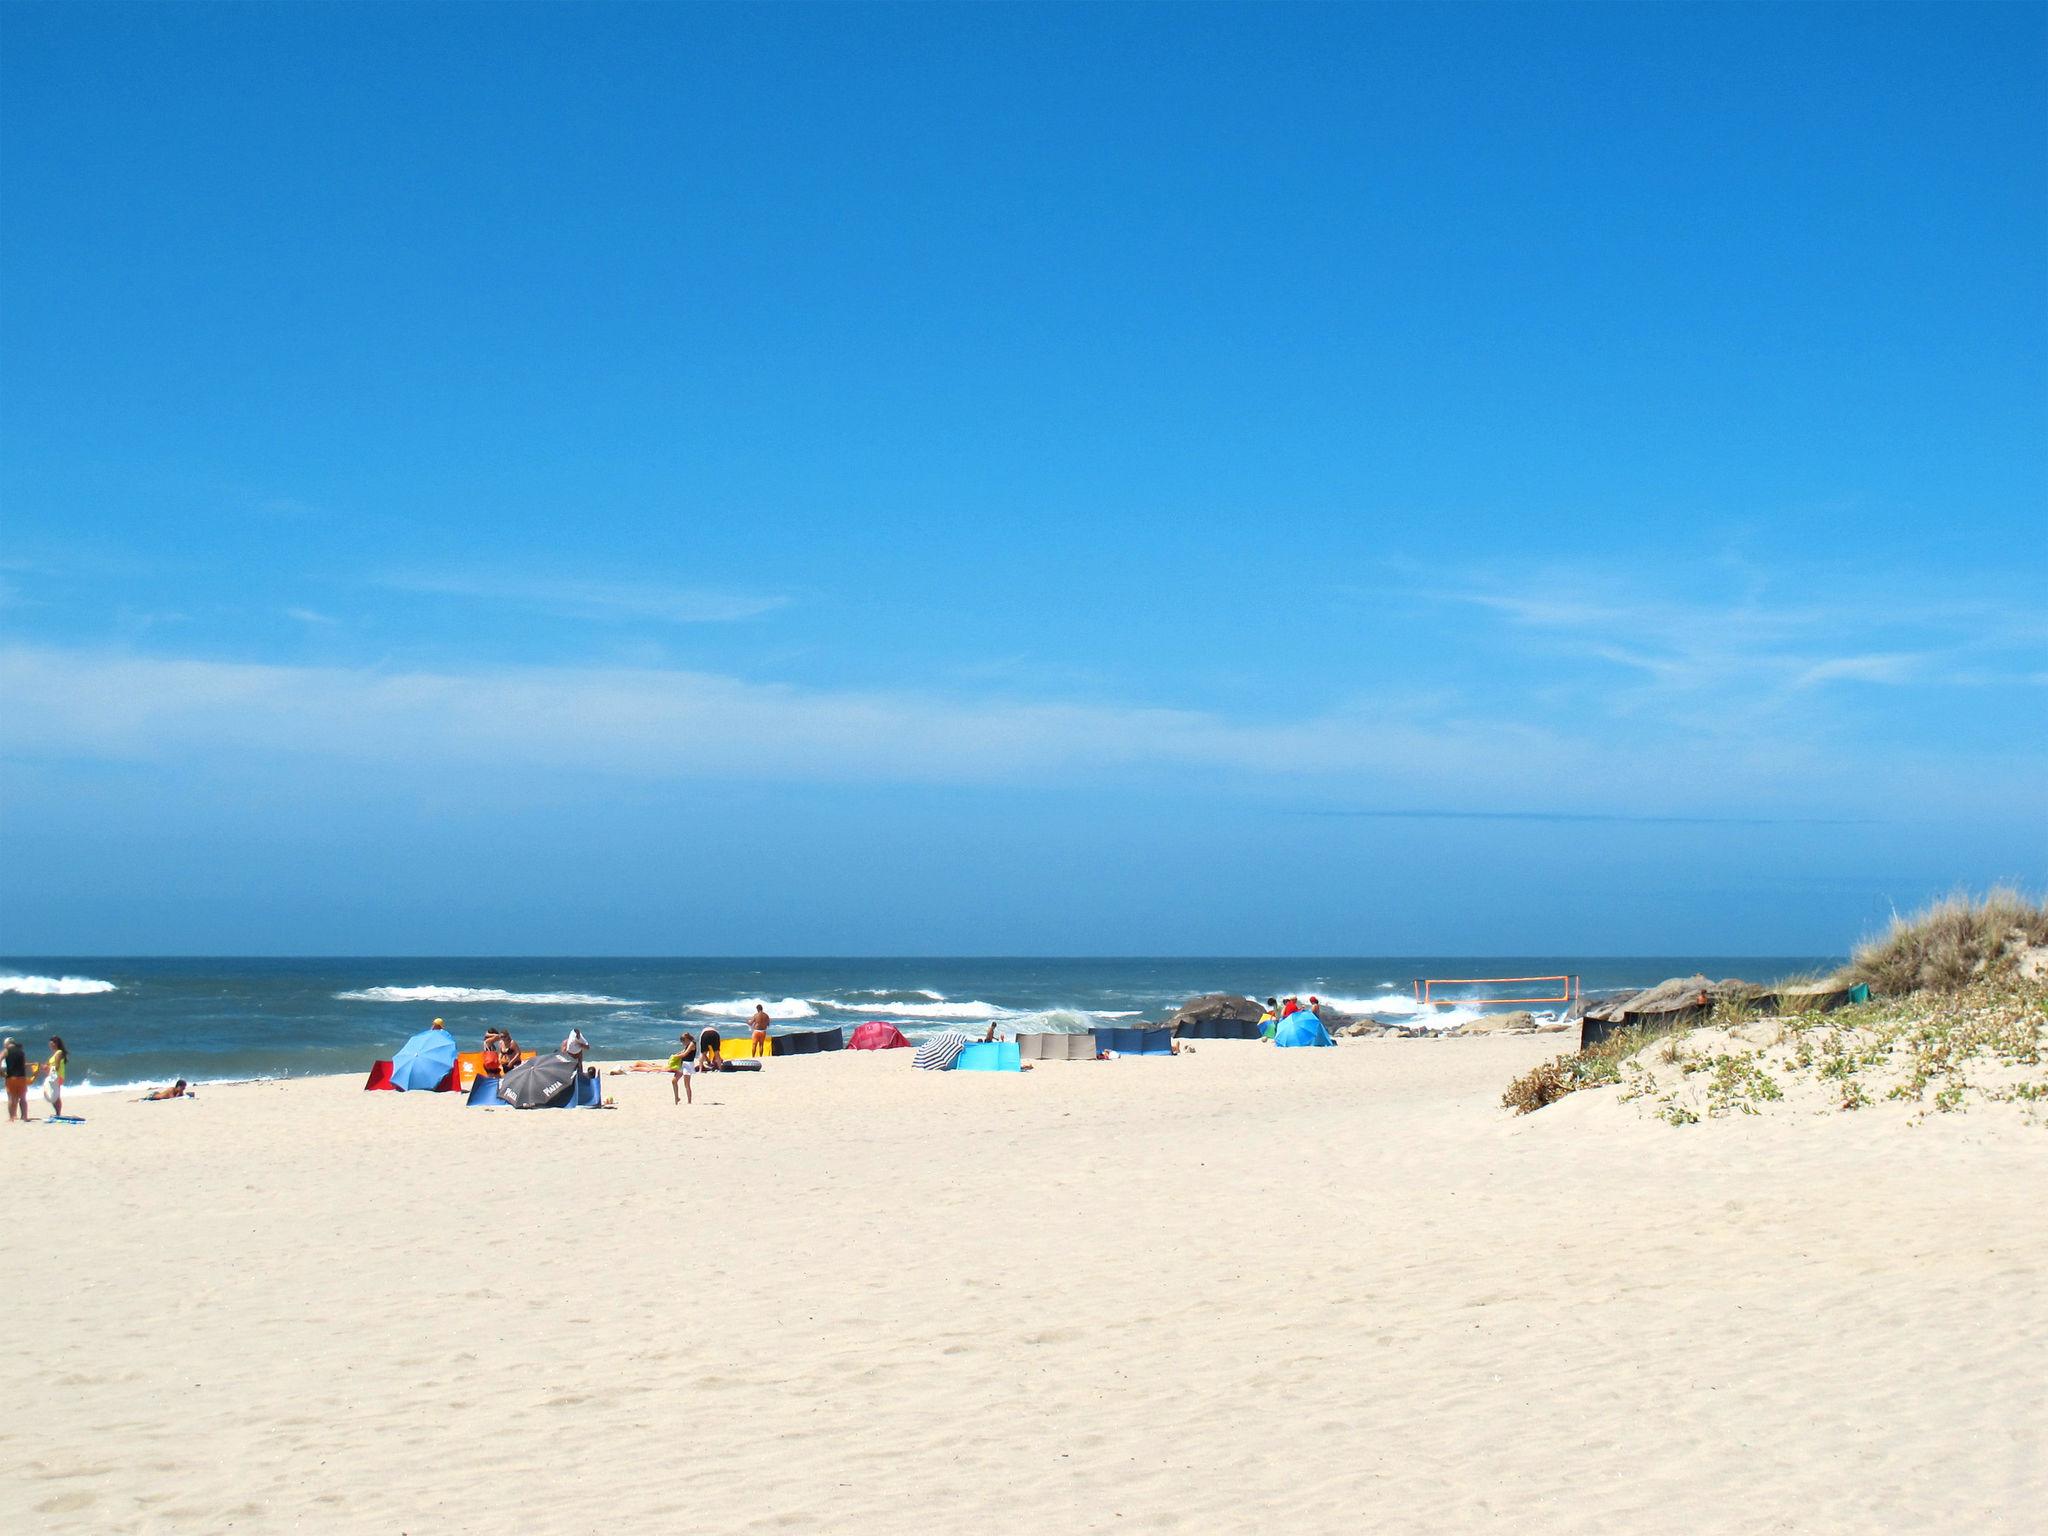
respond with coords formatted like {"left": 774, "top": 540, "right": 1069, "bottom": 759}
{"left": 687, "top": 997, "right": 819, "bottom": 1020}
{"left": 818, "top": 997, "right": 1004, "bottom": 1020}
{"left": 0, "top": 974, "right": 117, "bottom": 996}
{"left": 337, "top": 985, "right": 645, "bottom": 1007}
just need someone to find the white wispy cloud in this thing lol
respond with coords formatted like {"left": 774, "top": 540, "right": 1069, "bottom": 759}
{"left": 2, "top": 642, "right": 2035, "bottom": 819}
{"left": 0, "top": 643, "right": 1574, "bottom": 792}
{"left": 1430, "top": 575, "right": 2044, "bottom": 712}
{"left": 378, "top": 572, "right": 786, "bottom": 624}
{"left": 284, "top": 607, "right": 338, "bottom": 626}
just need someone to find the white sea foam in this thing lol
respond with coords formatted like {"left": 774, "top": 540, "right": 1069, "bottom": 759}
{"left": 1284, "top": 991, "right": 1496, "bottom": 1032}
{"left": 336, "top": 985, "right": 645, "bottom": 1007}
{"left": 847, "top": 988, "right": 947, "bottom": 1001}
{"left": 0, "top": 974, "right": 117, "bottom": 996}
{"left": 687, "top": 997, "right": 819, "bottom": 1020}
{"left": 818, "top": 997, "right": 1004, "bottom": 1020}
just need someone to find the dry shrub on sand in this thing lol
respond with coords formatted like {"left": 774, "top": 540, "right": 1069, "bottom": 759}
{"left": 1502, "top": 1058, "right": 1572, "bottom": 1115}
{"left": 1840, "top": 888, "right": 2048, "bottom": 997}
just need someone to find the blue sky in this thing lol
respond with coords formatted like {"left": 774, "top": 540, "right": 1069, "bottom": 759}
{"left": 2, "top": 2, "right": 2042, "bottom": 955}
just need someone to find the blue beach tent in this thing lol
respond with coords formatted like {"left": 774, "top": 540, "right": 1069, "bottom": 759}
{"left": 1273, "top": 1011, "right": 1334, "bottom": 1049}
{"left": 390, "top": 1027, "right": 460, "bottom": 1090}
{"left": 955, "top": 1041, "right": 1022, "bottom": 1073}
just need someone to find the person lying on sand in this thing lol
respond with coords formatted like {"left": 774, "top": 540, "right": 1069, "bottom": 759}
{"left": 669, "top": 1033, "right": 698, "bottom": 1104}
{"left": 139, "top": 1080, "right": 192, "bottom": 1101}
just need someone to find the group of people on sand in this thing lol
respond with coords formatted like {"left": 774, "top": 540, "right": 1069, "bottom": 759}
{"left": 4, "top": 1034, "right": 68, "bottom": 1121}
{"left": 1255, "top": 996, "right": 1325, "bottom": 1038}
{"left": 662, "top": 1004, "right": 771, "bottom": 1105}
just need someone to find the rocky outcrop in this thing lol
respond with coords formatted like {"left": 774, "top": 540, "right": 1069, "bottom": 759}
{"left": 1163, "top": 993, "right": 1265, "bottom": 1030}
{"left": 1450, "top": 1010, "right": 1539, "bottom": 1035}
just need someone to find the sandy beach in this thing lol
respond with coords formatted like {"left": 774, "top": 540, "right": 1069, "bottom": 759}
{"left": 3, "top": 1036, "right": 2042, "bottom": 1535}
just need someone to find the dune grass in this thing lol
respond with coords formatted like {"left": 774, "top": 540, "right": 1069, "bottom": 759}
{"left": 1503, "top": 890, "right": 2048, "bottom": 1120}
{"left": 1838, "top": 887, "right": 2048, "bottom": 997}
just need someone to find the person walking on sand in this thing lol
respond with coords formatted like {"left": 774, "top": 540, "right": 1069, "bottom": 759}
{"left": 4, "top": 1036, "right": 30, "bottom": 1122}
{"left": 668, "top": 1032, "right": 699, "bottom": 1105}
{"left": 41, "top": 1036, "right": 69, "bottom": 1118}
{"left": 748, "top": 1003, "right": 772, "bottom": 1060}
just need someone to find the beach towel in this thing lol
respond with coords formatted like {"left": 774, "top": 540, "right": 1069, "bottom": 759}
{"left": 912, "top": 1030, "right": 974, "bottom": 1071}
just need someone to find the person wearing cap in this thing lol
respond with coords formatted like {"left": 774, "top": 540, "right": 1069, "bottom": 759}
{"left": 4, "top": 1036, "right": 29, "bottom": 1122}
{"left": 561, "top": 1027, "right": 592, "bottom": 1076}
{"left": 430, "top": 1018, "right": 447, "bottom": 1030}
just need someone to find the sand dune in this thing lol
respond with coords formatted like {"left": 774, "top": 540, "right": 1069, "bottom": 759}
{"left": 4, "top": 1038, "right": 2042, "bottom": 1533}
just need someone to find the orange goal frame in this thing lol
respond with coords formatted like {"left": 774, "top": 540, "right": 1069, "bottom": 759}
{"left": 1412, "top": 975, "right": 1580, "bottom": 1008}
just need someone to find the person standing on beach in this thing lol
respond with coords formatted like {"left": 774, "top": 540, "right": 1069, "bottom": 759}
{"left": 748, "top": 1003, "right": 772, "bottom": 1061}
{"left": 4, "top": 1036, "right": 30, "bottom": 1122}
{"left": 561, "top": 1028, "right": 591, "bottom": 1076}
{"left": 669, "top": 1032, "right": 699, "bottom": 1105}
{"left": 41, "top": 1036, "right": 69, "bottom": 1117}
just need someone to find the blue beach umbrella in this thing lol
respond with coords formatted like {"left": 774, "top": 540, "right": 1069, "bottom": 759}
{"left": 1273, "top": 1011, "right": 1334, "bottom": 1049}
{"left": 390, "top": 1027, "right": 459, "bottom": 1090}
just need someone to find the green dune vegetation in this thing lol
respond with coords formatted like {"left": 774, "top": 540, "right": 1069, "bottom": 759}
{"left": 1504, "top": 890, "right": 2048, "bottom": 1123}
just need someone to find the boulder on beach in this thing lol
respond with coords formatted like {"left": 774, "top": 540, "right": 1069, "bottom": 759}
{"left": 1163, "top": 993, "right": 1264, "bottom": 1030}
{"left": 1450, "top": 1010, "right": 1538, "bottom": 1036}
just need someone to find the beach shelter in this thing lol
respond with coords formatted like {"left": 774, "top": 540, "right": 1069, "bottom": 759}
{"left": 390, "top": 1028, "right": 461, "bottom": 1091}
{"left": 466, "top": 1075, "right": 504, "bottom": 1107}
{"left": 912, "top": 1030, "right": 975, "bottom": 1071}
{"left": 770, "top": 1027, "right": 844, "bottom": 1056}
{"left": 1095, "top": 1026, "right": 1175, "bottom": 1056}
{"left": 1174, "top": 1017, "right": 1264, "bottom": 1040}
{"left": 848, "top": 1022, "right": 912, "bottom": 1051}
{"left": 498, "top": 1053, "right": 582, "bottom": 1108}
{"left": 955, "top": 1041, "right": 1022, "bottom": 1073}
{"left": 1017, "top": 1031, "right": 1097, "bottom": 1061}
{"left": 363, "top": 1060, "right": 398, "bottom": 1091}
{"left": 1273, "top": 1010, "right": 1334, "bottom": 1049}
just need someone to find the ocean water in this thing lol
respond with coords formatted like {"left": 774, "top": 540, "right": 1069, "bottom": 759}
{"left": 0, "top": 955, "right": 1834, "bottom": 1092}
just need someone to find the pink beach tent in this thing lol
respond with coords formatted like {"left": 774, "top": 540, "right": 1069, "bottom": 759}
{"left": 847, "top": 1021, "right": 912, "bottom": 1050}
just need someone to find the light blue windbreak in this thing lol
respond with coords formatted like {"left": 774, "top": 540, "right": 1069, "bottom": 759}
{"left": 390, "top": 1028, "right": 459, "bottom": 1090}
{"left": 1273, "top": 1011, "right": 1334, "bottom": 1049}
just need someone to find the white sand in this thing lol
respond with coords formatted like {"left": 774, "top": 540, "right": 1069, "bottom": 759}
{"left": 4, "top": 1038, "right": 2043, "bottom": 1534}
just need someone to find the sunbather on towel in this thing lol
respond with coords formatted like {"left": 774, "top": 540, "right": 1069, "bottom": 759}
{"left": 139, "top": 1080, "right": 191, "bottom": 1101}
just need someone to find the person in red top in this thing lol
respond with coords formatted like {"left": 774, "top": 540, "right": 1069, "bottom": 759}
{"left": 1280, "top": 997, "right": 1301, "bottom": 1018}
